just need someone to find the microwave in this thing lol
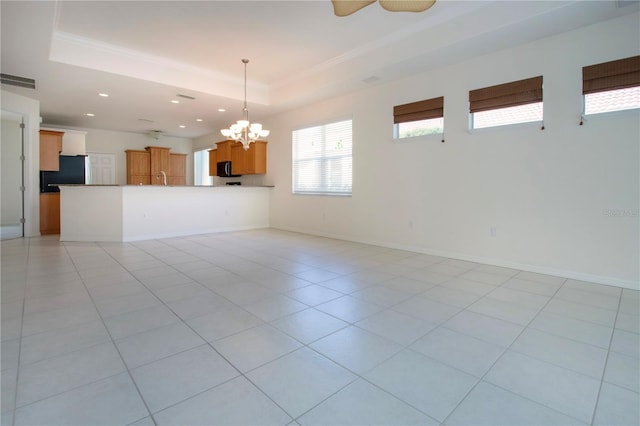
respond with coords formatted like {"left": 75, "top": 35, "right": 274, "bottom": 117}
{"left": 216, "top": 161, "right": 241, "bottom": 177}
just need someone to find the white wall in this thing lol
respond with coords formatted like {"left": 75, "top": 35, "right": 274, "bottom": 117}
{"left": 265, "top": 13, "right": 640, "bottom": 288}
{"left": 73, "top": 127, "right": 194, "bottom": 185}
{"left": 1, "top": 90, "right": 40, "bottom": 237}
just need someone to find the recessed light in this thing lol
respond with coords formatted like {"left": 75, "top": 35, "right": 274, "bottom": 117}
{"left": 98, "top": 93, "right": 109, "bottom": 97}
{"left": 171, "top": 100, "right": 180, "bottom": 104}
{"left": 84, "top": 113, "right": 95, "bottom": 117}
{"left": 196, "top": 118, "right": 203, "bottom": 122}
{"left": 179, "top": 125, "right": 186, "bottom": 128}
{"left": 217, "top": 108, "right": 226, "bottom": 112}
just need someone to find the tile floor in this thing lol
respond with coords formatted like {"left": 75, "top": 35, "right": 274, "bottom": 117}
{"left": 1, "top": 229, "right": 638, "bottom": 425}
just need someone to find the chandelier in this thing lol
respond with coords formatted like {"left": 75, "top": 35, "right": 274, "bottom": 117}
{"left": 220, "top": 59, "right": 269, "bottom": 150}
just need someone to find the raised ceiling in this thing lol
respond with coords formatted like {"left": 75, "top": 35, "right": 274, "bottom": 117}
{"left": 1, "top": 1, "right": 637, "bottom": 138}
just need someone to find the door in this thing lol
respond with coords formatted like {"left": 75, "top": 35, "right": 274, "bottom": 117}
{"left": 1, "top": 110, "right": 25, "bottom": 240}
{"left": 87, "top": 153, "right": 116, "bottom": 184}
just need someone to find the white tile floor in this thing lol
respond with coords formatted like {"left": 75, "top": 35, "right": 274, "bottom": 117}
{"left": 1, "top": 229, "right": 639, "bottom": 425}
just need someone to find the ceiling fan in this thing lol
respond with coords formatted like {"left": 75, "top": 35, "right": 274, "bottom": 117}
{"left": 331, "top": 0, "right": 436, "bottom": 17}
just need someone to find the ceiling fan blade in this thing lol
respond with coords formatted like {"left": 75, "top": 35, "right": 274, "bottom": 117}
{"left": 379, "top": 0, "right": 436, "bottom": 12}
{"left": 331, "top": 0, "right": 376, "bottom": 17}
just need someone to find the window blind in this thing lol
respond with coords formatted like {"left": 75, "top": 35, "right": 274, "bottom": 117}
{"left": 469, "top": 76, "right": 543, "bottom": 113}
{"left": 583, "top": 55, "right": 640, "bottom": 95}
{"left": 393, "top": 96, "right": 444, "bottom": 123}
{"left": 292, "top": 119, "right": 352, "bottom": 195}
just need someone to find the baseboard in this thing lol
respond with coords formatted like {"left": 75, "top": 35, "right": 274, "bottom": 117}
{"left": 271, "top": 225, "right": 639, "bottom": 291}
{"left": 121, "top": 224, "right": 270, "bottom": 242}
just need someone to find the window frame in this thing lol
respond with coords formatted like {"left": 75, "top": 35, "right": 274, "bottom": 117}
{"left": 292, "top": 117, "right": 353, "bottom": 197}
{"left": 582, "top": 56, "right": 640, "bottom": 117}
{"left": 469, "top": 76, "right": 543, "bottom": 130}
{"left": 393, "top": 96, "right": 444, "bottom": 140}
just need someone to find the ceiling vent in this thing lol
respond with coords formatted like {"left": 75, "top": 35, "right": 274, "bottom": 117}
{"left": 1, "top": 73, "right": 36, "bottom": 89}
{"left": 362, "top": 75, "right": 381, "bottom": 84}
{"left": 177, "top": 93, "right": 196, "bottom": 100}
{"left": 616, "top": 0, "right": 639, "bottom": 7}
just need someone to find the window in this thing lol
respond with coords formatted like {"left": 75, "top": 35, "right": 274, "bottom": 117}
{"left": 194, "top": 149, "right": 213, "bottom": 186}
{"left": 292, "top": 119, "right": 352, "bottom": 195}
{"left": 469, "top": 76, "right": 543, "bottom": 129}
{"left": 393, "top": 96, "right": 444, "bottom": 139}
{"left": 583, "top": 55, "right": 640, "bottom": 115}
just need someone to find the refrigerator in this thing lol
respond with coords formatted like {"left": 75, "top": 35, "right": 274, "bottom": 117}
{"left": 40, "top": 155, "right": 87, "bottom": 193}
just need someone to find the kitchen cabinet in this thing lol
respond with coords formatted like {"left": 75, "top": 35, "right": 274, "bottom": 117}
{"left": 245, "top": 141, "right": 267, "bottom": 174}
{"left": 126, "top": 147, "right": 186, "bottom": 185}
{"left": 230, "top": 144, "right": 246, "bottom": 175}
{"left": 40, "top": 193, "right": 60, "bottom": 235}
{"left": 146, "top": 146, "right": 171, "bottom": 185}
{"left": 208, "top": 149, "right": 218, "bottom": 176}
{"left": 168, "top": 153, "right": 187, "bottom": 185}
{"left": 40, "top": 130, "right": 64, "bottom": 171}
{"left": 215, "top": 140, "right": 233, "bottom": 162}
{"left": 125, "top": 150, "right": 151, "bottom": 184}
{"left": 210, "top": 140, "right": 267, "bottom": 175}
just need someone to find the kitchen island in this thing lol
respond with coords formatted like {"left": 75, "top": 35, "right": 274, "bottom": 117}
{"left": 58, "top": 185, "right": 271, "bottom": 242}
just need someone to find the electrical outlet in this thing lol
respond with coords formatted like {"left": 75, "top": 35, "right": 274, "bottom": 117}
{"left": 409, "top": 220, "right": 414, "bottom": 229}
{"left": 490, "top": 226, "right": 497, "bottom": 237}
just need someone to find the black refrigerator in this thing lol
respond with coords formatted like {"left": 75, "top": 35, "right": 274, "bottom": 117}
{"left": 40, "top": 155, "right": 86, "bottom": 193}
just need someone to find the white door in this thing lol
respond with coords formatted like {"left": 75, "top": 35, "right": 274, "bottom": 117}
{"left": 87, "top": 153, "right": 116, "bottom": 184}
{"left": 1, "top": 110, "right": 24, "bottom": 239}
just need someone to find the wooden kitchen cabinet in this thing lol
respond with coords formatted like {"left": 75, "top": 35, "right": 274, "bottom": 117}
{"left": 40, "top": 192, "right": 60, "bottom": 235}
{"left": 125, "top": 150, "right": 151, "bottom": 184}
{"left": 246, "top": 141, "right": 267, "bottom": 174}
{"left": 168, "top": 153, "right": 187, "bottom": 185}
{"left": 126, "top": 147, "right": 186, "bottom": 185}
{"left": 146, "top": 146, "right": 171, "bottom": 185}
{"left": 208, "top": 149, "right": 218, "bottom": 176}
{"left": 231, "top": 144, "right": 246, "bottom": 175}
{"left": 212, "top": 139, "right": 267, "bottom": 175}
{"left": 39, "top": 130, "right": 64, "bottom": 171}
{"left": 215, "top": 140, "right": 233, "bottom": 162}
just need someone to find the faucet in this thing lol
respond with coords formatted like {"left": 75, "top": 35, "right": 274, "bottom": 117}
{"left": 158, "top": 171, "right": 167, "bottom": 186}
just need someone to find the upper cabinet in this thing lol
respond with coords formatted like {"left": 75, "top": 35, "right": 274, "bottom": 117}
{"left": 215, "top": 140, "right": 233, "bottom": 162}
{"left": 245, "top": 141, "right": 267, "bottom": 175}
{"left": 39, "top": 130, "right": 64, "bottom": 171}
{"left": 209, "top": 140, "right": 267, "bottom": 176}
{"left": 208, "top": 149, "right": 218, "bottom": 176}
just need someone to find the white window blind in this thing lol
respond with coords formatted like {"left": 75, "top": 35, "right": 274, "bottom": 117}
{"left": 292, "top": 119, "right": 352, "bottom": 195}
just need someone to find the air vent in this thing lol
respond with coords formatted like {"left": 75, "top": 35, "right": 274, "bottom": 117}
{"left": 617, "top": 0, "right": 639, "bottom": 7}
{"left": 1, "top": 73, "right": 36, "bottom": 89}
{"left": 138, "top": 118, "right": 155, "bottom": 123}
{"left": 362, "top": 75, "right": 380, "bottom": 84}
{"left": 177, "top": 93, "right": 196, "bottom": 100}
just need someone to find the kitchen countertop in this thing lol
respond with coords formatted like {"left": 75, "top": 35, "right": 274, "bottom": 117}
{"left": 56, "top": 184, "right": 275, "bottom": 188}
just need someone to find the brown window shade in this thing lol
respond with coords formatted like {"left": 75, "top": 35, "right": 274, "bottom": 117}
{"left": 469, "top": 76, "right": 543, "bottom": 113}
{"left": 583, "top": 55, "right": 640, "bottom": 95}
{"left": 394, "top": 96, "right": 444, "bottom": 124}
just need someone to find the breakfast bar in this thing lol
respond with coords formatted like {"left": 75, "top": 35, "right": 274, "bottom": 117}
{"left": 58, "top": 185, "right": 271, "bottom": 242}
